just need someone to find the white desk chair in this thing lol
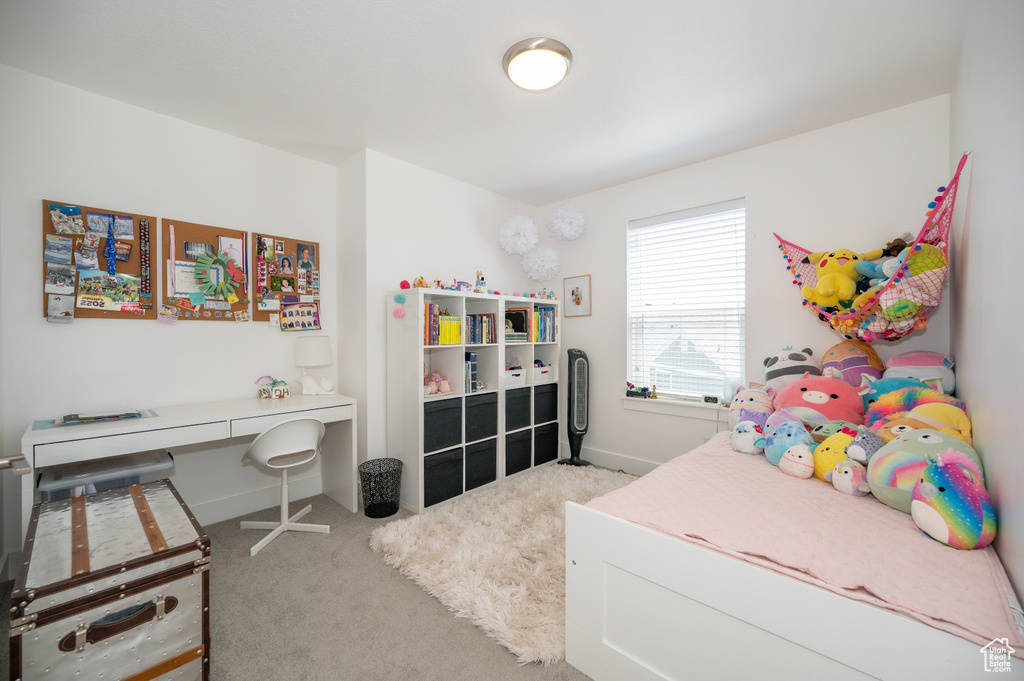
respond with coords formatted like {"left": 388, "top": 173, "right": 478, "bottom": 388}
{"left": 240, "top": 417, "right": 330, "bottom": 556}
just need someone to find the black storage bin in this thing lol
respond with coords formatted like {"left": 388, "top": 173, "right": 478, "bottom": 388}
{"left": 534, "top": 384, "right": 558, "bottom": 425}
{"left": 465, "top": 393, "right": 498, "bottom": 442}
{"left": 424, "top": 397, "right": 462, "bottom": 453}
{"left": 505, "top": 430, "right": 532, "bottom": 476}
{"left": 534, "top": 423, "right": 559, "bottom": 465}
{"left": 359, "top": 458, "right": 403, "bottom": 518}
{"left": 424, "top": 447, "right": 463, "bottom": 507}
{"left": 505, "top": 387, "right": 531, "bottom": 432}
{"left": 465, "top": 438, "right": 497, "bottom": 491}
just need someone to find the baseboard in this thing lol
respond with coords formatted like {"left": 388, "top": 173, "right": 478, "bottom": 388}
{"left": 564, "top": 442, "right": 664, "bottom": 476}
{"left": 186, "top": 474, "right": 324, "bottom": 527}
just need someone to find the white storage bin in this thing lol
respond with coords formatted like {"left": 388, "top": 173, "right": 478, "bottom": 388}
{"left": 505, "top": 368, "right": 526, "bottom": 387}
{"left": 533, "top": 366, "right": 555, "bottom": 383}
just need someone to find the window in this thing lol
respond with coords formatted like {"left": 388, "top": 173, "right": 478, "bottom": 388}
{"left": 627, "top": 199, "right": 745, "bottom": 400}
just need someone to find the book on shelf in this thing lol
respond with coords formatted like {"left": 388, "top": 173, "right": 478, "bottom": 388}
{"left": 533, "top": 306, "right": 556, "bottom": 342}
{"left": 465, "top": 312, "right": 497, "bottom": 344}
{"left": 465, "top": 351, "right": 478, "bottom": 392}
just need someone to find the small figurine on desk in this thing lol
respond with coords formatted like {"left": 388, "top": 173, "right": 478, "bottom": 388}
{"left": 256, "top": 376, "right": 291, "bottom": 399}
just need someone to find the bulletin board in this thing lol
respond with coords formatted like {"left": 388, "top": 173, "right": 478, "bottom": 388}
{"left": 41, "top": 199, "right": 157, "bottom": 321}
{"left": 160, "top": 218, "right": 250, "bottom": 322}
{"left": 251, "top": 232, "right": 322, "bottom": 328}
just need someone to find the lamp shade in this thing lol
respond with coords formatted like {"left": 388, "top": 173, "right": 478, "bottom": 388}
{"left": 294, "top": 335, "right": 333, "bottom": 369}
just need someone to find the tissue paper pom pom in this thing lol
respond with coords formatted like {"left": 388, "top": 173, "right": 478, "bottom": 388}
{"left": 546, "top": 203, "right": 586, "bottom": 241}
{"left": 392, "top": 308, "right": 406, "bottom": 319}
{"left": 522, "top": 246, "right": 560, "bottom": 281}
{"left": 392, "top": 293, "right": 406, "bottom": 304}
{"left": 498, "top": 215, "right": 538, "bottom": 255}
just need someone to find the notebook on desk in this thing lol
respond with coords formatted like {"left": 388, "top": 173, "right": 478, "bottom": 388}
{"left": 33, "top": 409, "right": 159, "bottom": 430}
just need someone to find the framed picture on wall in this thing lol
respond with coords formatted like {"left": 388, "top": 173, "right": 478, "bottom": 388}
{"left": 563, "top": 274, "right": 591, "bottom": 317}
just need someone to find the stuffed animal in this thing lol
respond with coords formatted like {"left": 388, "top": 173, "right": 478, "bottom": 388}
{"left": 736, "top": 408, "right": 769, "bottom": 432}
{"left": 730, "top": 421, "right": 765, "bottom": 455}
{"left": 774, "top": 373, "right": 865, "bottom": 425}
{"left": 845, "top": 425, "right": 885, "bottom": 466}
{"left": 800, "top": 246, "right": 885, "bottom": 309}
{"left": 825, "top": 459, "right": 871, "bottom": 496}
{"left": 854, "top": 253, "right": 904, "bottom": 287}
{"left": 864, "top": 386, "right": 966, "bottom": 430}
{"left": 807, "top": 419, "right": 855, "bottom": 444}
{"left": 763, "top": 347, "right": 820, "bottom": 393}
{"left": 857, "top": 375, "right": 929, "bottom": 411}
{"left": 819, "top": 339, "right": 884, "bottom": 388}
{"left": 867, "top": 430, "right": 984, "bottom": 514}
{"left": 756, "top": 420, "right": 816, "bottom": 467}
{"left": 911, "top": 450, "right": 996, "bottom": 549}
{"left": 874, "top": 403, "right": 972, "bottom": 445}
{"left": 883, "top": 351, "right": 955, "bottom": 394}
{"left": 779, "top": 444, "right": 815, "bottom": 479}
{"left": 728, "top": 383, "right": 775, "bottom": 430}
{"left": 812, "top": 429, "right": 856, "bottom": 482}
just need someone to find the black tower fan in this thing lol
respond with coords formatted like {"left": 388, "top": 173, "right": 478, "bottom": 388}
{"left": 559, "top": 348, "right": 592, "bottom": 466}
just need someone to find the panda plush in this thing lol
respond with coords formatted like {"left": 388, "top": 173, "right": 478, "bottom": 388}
{"left": 763, "top": 347, "right": 821, "bottom": 393}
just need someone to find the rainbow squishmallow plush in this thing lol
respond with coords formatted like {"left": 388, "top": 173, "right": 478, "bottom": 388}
{"left": 911, "top": 450, "right": 996, "bottom": 549}
{"left": 867, "top": 430, "right": 984, "bottom": 514}
{"left": 825, "top": 459, "right": 871, "bottom": 496}
{"left": 812, "top": 429, "right": 855, "bottom": 482}
{"left": 779, "top": 444, "right": 815, "bottom": 478}
{"left": 756, "top": 420, "right": 816, "bottom": 467}
{"left": 857, "top": 375, "right": 927, "bottom": 411}
{"left": 820, "top": 339, "right": 884, "bottom": 388}
{"left": 774, "top": 373, "right": 865, "bottom": 425}
{"left": 865, "top": 386, "right": 966, "bottom": 432}
{"left": 763, "top": 347, "right": 820, "bottom": 393}
{"left": 728, "top": 383, "right": 775, "bottom": 430}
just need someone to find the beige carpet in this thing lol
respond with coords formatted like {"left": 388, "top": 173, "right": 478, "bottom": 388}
{"left": 369, "top": 464, "right": 636, "bottom": 665}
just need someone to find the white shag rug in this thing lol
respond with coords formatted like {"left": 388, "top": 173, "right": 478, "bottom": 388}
{"left": 369, "top": 464, "right": 636, "bottom": 665}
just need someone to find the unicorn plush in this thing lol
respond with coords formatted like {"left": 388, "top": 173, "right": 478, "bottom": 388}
{"left": 911, "top": 450, "right": 996, "bottom": 549}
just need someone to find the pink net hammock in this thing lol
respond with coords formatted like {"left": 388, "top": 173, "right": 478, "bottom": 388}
{"left": 774, "top": 153, "right": 969, "bottom": 342}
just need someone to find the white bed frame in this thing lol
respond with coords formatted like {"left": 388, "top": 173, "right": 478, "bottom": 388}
{"left": 565, "top": 502, "right": 1009, "bottom": 681}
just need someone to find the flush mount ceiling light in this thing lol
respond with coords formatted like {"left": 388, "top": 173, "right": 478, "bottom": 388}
{"left": 502, "top": 37, "right": 572, "bottom": 91}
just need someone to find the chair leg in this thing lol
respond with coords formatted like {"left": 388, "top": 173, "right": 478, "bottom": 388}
{"left": 239, "top": 468, "right": 329, "bottom": 556}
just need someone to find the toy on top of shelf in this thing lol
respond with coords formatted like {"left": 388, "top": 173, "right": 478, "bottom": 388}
{"left": 399, "top": 279, "right": 411, "bottom": 289}
{"left": 413, "top": 276, "right": 428, "bottom": 288}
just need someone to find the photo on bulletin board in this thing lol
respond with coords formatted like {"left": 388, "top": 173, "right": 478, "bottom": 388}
{"left": 296, "top": 243, "right": 316, "bottom": 271}
{"left": 280, "top": 302, "right": 321, "bottom": 331}
{"left": 563, "top": 274, "right": 592, "bottom": 317}
{"left": 161, "top": 218, "right": 249, "bottom": 321}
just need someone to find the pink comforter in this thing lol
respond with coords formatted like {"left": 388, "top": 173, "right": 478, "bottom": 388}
{"left": 587, "top": 431, "right": 1024, "bottom": 655}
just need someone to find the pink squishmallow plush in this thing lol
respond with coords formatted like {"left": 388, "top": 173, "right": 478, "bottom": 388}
{"left": 773, "top": 373, "right": 865, "bottom": 426}
{"left": 728, "top": 383, "right": 775, "bottom": 430}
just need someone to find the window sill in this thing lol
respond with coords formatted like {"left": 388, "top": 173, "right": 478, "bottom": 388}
{"left": 621, "top": 395, "right": 729, "bottom": 422}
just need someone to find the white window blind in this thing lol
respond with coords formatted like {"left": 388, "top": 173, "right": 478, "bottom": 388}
{"left": 627, "top": 199, "right": 745, "bottom": 400}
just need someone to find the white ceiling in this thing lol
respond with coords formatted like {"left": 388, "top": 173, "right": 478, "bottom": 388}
{"left": 0, "top": 0, "right": 969, "bottom": 205}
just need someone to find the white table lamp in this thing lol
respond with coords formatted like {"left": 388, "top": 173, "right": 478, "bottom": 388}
{"left": 295, "top": 335, "right": 336, "bottom": 395}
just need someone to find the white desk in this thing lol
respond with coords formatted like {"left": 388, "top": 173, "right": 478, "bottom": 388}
{"left": 20, "top": 394, "right": 358, "bottom": 542}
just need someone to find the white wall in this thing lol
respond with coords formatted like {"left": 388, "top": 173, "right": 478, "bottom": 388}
{"left": 950, "top": 1, "right": 1024, "bottom": 597}
{"left": 0, "top": 66, "right": 338, "bottom": 560}
{"left": 356, "top": 150, "right": 548, "bottom": 460}
{"left": 542, "top": 96, "right": 952, "bottom": 471}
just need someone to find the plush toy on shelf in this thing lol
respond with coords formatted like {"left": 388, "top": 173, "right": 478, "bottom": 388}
{"left": 800, "top": 246, "right": 885, "bottom": 310}
{"left": 911, "top": 450, "right": 996, "bottom": 549}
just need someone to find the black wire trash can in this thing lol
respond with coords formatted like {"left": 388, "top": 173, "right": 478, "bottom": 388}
{"left": 359, "top": 458, "right": 403, "bottom": 518}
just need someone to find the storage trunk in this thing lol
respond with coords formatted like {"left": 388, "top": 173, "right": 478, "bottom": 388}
{"left": 10, "top": 480, "right": 211, "bottom": 681}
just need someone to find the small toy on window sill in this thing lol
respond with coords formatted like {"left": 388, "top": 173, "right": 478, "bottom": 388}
{"left": 626, "top": 382, "right": 652, "bottom": 398}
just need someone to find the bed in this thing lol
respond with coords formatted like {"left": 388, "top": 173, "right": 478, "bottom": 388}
{"left": 565, "top": 432, "right": 1024, "bottom": 680}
